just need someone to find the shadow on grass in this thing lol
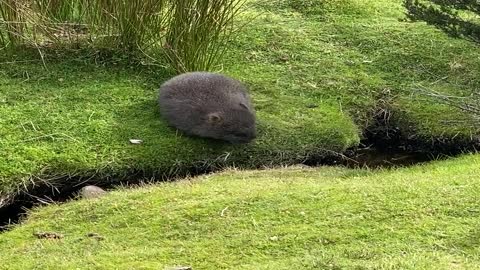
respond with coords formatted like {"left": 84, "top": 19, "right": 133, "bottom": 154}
{"left": 0, "top": 49, "right": 178, "bottom": 184}
{"left": 404, "top": 0, "right": 480, "bottom": 44}
{"left": 0, "top": 47, "right": 175, "bottom": 84}
{"left": 448, "top": 227, "right": 480, "bottom": 254}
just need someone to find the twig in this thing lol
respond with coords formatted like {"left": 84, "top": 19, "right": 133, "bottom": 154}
{"left": 220, "top": 206, "right": 229, "bottom": 217}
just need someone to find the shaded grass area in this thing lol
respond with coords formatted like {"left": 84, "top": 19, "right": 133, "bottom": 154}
{"left": 1, "top": 154, "right": 480, "bottom": 269}
{"left": 2, "top": 0, "right": 480, "bottom": 197}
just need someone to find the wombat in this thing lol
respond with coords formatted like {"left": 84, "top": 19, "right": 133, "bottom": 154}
{"left": 158, "top": 72, "right": 256, "bottom": 144}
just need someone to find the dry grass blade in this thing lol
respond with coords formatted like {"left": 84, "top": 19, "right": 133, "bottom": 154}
{"left": 416, "top": 86, "right": 480, "bottom": 124}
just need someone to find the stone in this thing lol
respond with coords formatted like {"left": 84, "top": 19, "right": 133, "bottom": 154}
{"left": 79, "top": 185, "right": 107, "bottom": 199}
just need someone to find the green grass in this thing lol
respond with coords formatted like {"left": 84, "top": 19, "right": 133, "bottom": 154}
{"left": 0, "top": 56, "right": 358, "bottom": 197}
{"left": 0, "top": 0, "right": 245, "bottom": 73}
{"left": 1, "top": 154, "right": 480, "bottom": 269}
{"left": 1, "top": 0, "right": 480, "bottom": 197}
{"left": 241, "top": 0, "right": 480, "bottom": 138}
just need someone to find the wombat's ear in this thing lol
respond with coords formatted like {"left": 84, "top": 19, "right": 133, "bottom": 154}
{"left": 207, "top": 112, "right": 223, "bottom": 124}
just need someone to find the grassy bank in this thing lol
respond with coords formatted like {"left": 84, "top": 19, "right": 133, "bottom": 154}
{"left": 1, "top": 154, "right": 479, "bottom": 269}
{"left": 0, "top": 57, "right": 358, "bottom": 197}
{"left": 239, "top": 0, "right": 480, "bottom": 140}
{"left": 1, "top": 0, "right": 480, "bottom": 197}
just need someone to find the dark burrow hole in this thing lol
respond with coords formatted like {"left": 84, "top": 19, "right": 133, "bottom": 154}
{"left": 1, "top": 114, "right": 478, "bottom": 233}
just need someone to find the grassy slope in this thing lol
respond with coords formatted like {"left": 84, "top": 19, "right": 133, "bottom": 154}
{"left": 1, "top": 0, "right": 480, "bottom": 196}
{"left": 1, "top": 154, "right": 480, "bottom": 269}
{"left": 245, "top": 0, "right": 480, "bottom": 138}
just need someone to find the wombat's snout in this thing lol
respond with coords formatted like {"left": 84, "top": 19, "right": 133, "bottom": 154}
{"left": 224, "top": 128, "right": 256, "bottom": 144}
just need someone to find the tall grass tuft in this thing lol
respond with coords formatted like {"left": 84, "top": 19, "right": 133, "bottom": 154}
{"left": 164, "top": 0, "right": 246, "bottom": 72}
{"left": 0, "top": 0, "right": 247, "bottom": 73}
{"left": 33, "top": 0, "right": 80, "bottom": 22}
{"left": 79, "top": 0, "right": 169, "bottom": 51}
{"left": 0, "top": 0, "right": 24, "bottom": 48}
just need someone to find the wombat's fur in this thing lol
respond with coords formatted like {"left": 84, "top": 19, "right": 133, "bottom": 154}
{"left": 158, "top": 72, "right": 256, "bottom": 144}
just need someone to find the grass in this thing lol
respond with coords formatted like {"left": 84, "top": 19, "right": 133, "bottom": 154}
{"left": 0, "top": 0, "right": 245, "bottom": 73}
{"left": 1, "top": 0, "right": 480, "bottom": 198}
{"left": 0, "top": 55, "right": 359, "bottom": 197}
{"left": 164, "top": 0, "right": 246, "bottom": 72}
{"left": 1, "top": 154, "right": 480, "bottom": 269}
{"left": 243, "top": 0, "right": 480, "bottom": 139}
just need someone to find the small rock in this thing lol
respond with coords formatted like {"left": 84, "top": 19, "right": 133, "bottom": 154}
{"left": 169, "top": 267, "right": 192, "bottom": 270}
{"left": 80, "top": 185, "right": 107, "bottom": 199}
